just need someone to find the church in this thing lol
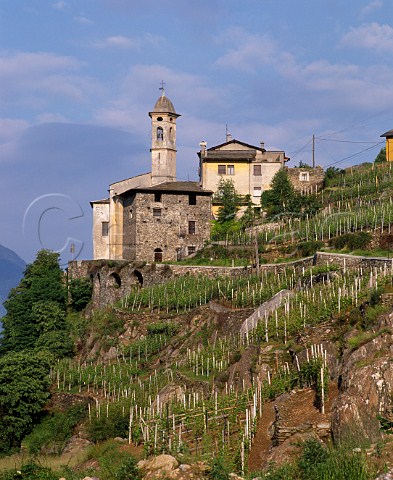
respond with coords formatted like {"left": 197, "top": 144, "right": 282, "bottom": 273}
{"left": 91, "top": 90, "right": 213, "bottom": 263}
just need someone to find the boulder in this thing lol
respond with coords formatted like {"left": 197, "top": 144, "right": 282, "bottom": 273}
{"left": 138, "top": 454, "right": 179, "bottom": 474}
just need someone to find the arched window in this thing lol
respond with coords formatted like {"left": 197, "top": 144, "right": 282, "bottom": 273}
{"left": 154, "top": 248, "right": 163, "bottom": 262}
{"left": 133, "top": 269, "right": 143, "bottom": 286}
{"left": 108, "top": 272, "right": 121, "bottom": 288}
{"left": 157, "top": 127, "right": 164, "bottom": 141}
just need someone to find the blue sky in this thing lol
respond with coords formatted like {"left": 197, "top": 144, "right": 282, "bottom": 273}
{"left": 0, "top": 0, "right": 392, "bottom": 265}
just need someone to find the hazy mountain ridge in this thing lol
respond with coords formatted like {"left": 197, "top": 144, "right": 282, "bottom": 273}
{"left": 0, "top": 244, "right": 25, "bottom": 317}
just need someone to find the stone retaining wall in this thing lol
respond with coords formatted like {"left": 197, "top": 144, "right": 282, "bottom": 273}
{"left": 68, "top": 252, "right": 393, "bottom": 309}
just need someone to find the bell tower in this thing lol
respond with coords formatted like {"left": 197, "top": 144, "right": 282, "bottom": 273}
{"left": 149, "top": 83, "right": 180, "bottom": 185}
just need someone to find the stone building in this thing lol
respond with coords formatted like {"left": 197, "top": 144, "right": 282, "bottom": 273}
{"left": 198, "top": 137, "right": 289, "bottom": 215}
{"left": 287, "top": 166, "right": 324, "bottom": 194}
{"left": 91, "top": 90, "right": 212, "bottom": 262}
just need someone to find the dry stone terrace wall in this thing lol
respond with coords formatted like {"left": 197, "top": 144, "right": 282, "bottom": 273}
{"left": 315, "top": 251, "right": 393, "bottom": 270}
{"left": 68, "top": 252, "right": 393, "bottom": 309}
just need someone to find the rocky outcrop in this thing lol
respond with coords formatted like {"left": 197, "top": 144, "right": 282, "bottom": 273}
{"left": 138, "top": 455, "right": 208, "bottom": 479}
{"left": 332, "top": 312, "right": 393, "bottom": 443}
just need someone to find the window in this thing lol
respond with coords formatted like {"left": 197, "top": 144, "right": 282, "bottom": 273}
{"left": 227, "top": 165, "right": 235, "bottom": 175}
{"left": 189, "top": 194, "right": 197, "bottom": 205}
{"left": 157, "top": 116, "right": 163, "bottom": 122}
{"left": 218, "top": 165, "right": 226, "bottom": 175}
{"left": 253, "top": 165, "right": 262, "bottom": 176}
{"left": 154, "top": 248, "right": 163, "bottom": 262}
{"left": 300, "top": 172, "right": 309, "bottom": 182}
{"left": 253, "top": 187, "right": 262, "bottom": 197}
{"left": 188, "top": 246, "right": 196, "bottom": 255}
{"left": 188, "top": 220, "right": 196, "bottom": 234}
{"left": 154, "top": 193, "right": 162, "bottom": 202}
{"left": 153, "top": 208, "right": 162, "bottom": 217}
{"left": 157, "top": 126, "right": 164, "bottom": 140}
{"left": 102, "top": 222, "right": 109, "bottom": 236}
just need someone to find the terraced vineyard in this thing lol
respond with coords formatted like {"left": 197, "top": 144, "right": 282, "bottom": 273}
{"left": 51, "top": 259, "right": 393, "bottom": 472}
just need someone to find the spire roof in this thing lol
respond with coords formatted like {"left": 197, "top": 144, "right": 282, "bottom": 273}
{"left": 152, "top": 92, "right": 177, "bottom": 114}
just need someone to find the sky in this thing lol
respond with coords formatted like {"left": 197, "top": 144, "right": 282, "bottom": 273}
{"left": 0, "top": 0, "right": 392, "bottom": 266}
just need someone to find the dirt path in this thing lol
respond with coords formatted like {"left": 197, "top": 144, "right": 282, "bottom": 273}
{"left": 248, "top": 384, "right": 339, "bottom": 473}
{"left": 247, "top": 402, "right": 276, "bottom": 472}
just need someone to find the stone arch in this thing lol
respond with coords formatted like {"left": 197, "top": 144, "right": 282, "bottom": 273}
{"left": 133, "top": 269, "right": 143, "bottom": 286}
{"left": 108, "top": 272, "right": 121, "bottom": 288}
{"left": 154, "top": 248, "right": 163, "bottom": 262}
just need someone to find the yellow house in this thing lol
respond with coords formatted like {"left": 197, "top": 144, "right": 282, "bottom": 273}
{"left": 198, "top": 138, "right": 289, "bottom": 216}
{"left": 380, "top": 129, "right": 393, "bottom": 161}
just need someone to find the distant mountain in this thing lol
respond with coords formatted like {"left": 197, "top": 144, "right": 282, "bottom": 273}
{"left": 0, "top": 244, "right": 26, "bottom": 318}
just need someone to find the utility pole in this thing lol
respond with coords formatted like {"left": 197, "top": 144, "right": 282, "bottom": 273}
{"left": 312, "top": 134, "right": 315, "bottom": 168}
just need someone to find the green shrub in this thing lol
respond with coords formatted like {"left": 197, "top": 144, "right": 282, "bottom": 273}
{"left": 87, "top": 408, "right": 129, "bottom": 442}
{"left": 66, "top": 312, "right": 89, "bottom": 339}
{"left": 370, "top": 287, "right": 383, "bottom": 307}
{"left": 114, "top": 456, "right": 142, "bottom": 480}
{"left": 146, "top": 321, "right": 179, "bottom": 336}
{"left": 255, "top": 463, "right": 298, "bottom": 479}
{"left": 86, "top": 440, "right": 141, "bottom": 480}
{"left": 207, "top": 455, "right": 232, "bottom": 480}
{"left": 91, "top": 311, "right": 125, "bottom": 338}
{"left": 23, "top": 404, "right": 87, "bottom": 455}
{"left": 0, "top": 462, "right": 58, "bottom": 480}
{"left": 330, "top": 232, "right": 372, "bottom": 251}
{"left": 297, "top": 240, "right": 323, "bottom": 257}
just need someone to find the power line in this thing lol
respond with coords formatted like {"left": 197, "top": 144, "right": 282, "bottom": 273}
{"left": 316, "top": 137, "right": 380, "bottom": 144}
{"left": 289, "top": 138, "right": 313, "bottom": 159}
{"left": 325, "top": 141, "right": 384, "bottom": 168}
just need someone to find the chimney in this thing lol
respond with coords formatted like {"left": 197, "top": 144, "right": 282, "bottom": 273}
{"left": 225, "top": 124, "right": 232, "bottom": 142}
{"left": 260, "top": 141, "right": 265, "bottom": 151}
{"left": 199, "top": 141, "right": 207, "bottom": 157}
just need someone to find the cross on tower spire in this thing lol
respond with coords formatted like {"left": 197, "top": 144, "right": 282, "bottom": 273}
{"left": 159, "top": 80, "right": 166, "bottom": 96}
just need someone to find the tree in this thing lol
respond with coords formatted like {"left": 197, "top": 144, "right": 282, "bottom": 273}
{"left": 375, "top": 147, "right": 386, "bottom": 163}
{"left": 215, "top": 178, "right": 241, "bottom": 223}
{"left": 239, "top": 194, "right": 255, "bottom": 229}
{"left": 0, "top": 350, "right": 52, "bottom": 453}
{"left": 68, "top": 277, "right": 93, "bottom": 311}
{"left": 1, "top": 250, "right": 66, "bottom": 354}
{"left": 35, "top": 331, "right": 74, "bottom": 359}
{"left": 323, "top": 166, "right": 344, "bottom": 187}
{"left": 262, "top": 168, "right": 321, "bottom": 219}
{"left": 261, "top": 168, "right": 295, "bottom": 215}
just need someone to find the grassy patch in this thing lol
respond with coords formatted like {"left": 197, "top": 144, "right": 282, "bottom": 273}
{"left": 347, "top": 328, "right": 391, "bottom": 351}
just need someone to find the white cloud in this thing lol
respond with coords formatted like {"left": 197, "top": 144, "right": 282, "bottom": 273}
{"left": 360, "top": 0, "right": 383, "bottom": 16}
{"left": 0, "top": 51, "right": 80, "bottom": 75}
{"left": 279, "top": 58, "right": 393, "bottom": 111}
{"left": 216, "top": 27, "right": 393, "bottom": 113}
{"left": 216, "top": 29, "right": 278, "bottom": 72}
{"left": 0, "top": 51, "right": 99, "bottom": 107}
{"left": 91, "top": 34, "right": 165, "bottom": 49}
{"left": 35, "top": 112, "right": 69, "bottom": 124}
{"left": 52, "top": 1, "right": 68, "bottom": 11}
{"left": 93, "top": 64, "right": 226, "bottom": 133}
{"left": 340, "top": 23, "right": 393, "bottom": 53}
{"left": 74, "top": 15, "right": 94, "bottom": 25}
